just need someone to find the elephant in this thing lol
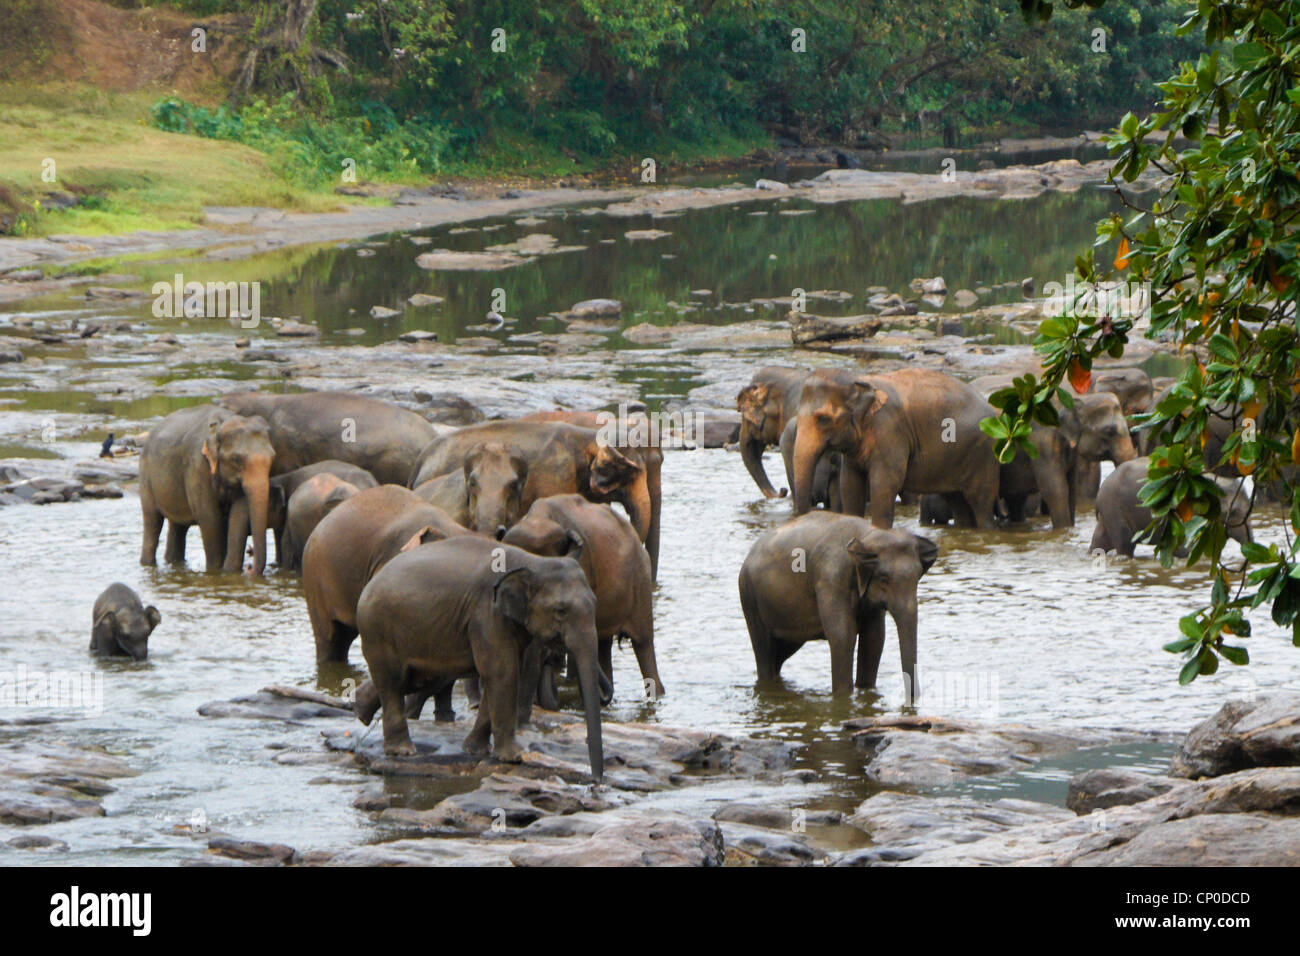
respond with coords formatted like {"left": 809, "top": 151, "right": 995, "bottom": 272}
{"left": 502, "top": 494, "right": 660, "bottom": 705}
{"left": 226, "top": 459, "right": 377, "bottom": 571}
{"left": 411, "top": 441, "right": 528, "bottom": 535}
{"left": 1091, "top": 457, "right": 1252, "bottom": 558}
{"left": 139, "top": 405, "right": 276, "bottom": 575}
{"left": 302, "top": 484, "right": 472, "bottom": 667}
{"left": 410, "top": 419, "right": 662, "bottom": 579}
{"left": 736, "top": 366, "right": 811, "bottom": 498}
{"left": 281, "top": 474, "right": 362, "bottom": 572}
{"left": 218, "top": 391, "right": 437, "bottom": 486}
{"left": 519, "top": 410, "right": 664, "bottom": 580}
{"left": 352, "top": 536, "right": 605, "bottom": 780}
{"left": 91, "top": 583, "right": 160, "bottom": 661}
{"left": 793, "top": 368, "right": 1001, "bottom": 529}
{"left": 1063, "top": 392, "right": 1139, "bottom": 500}
{"left": 738, "top": 512, "right": 938, "bottom": 696}
{"left": 779, "top": 419, "right": 840, "bottom": 511}
{"left": 1092, "top": 367, "right": 1154, "bottom": 416}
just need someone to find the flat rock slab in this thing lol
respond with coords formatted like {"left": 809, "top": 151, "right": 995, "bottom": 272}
{"left": 415, "top": 250, "right": 531, "bottom": 271}
{"left": 0, "top": 741, "right": 135, "bottom": 825}
{"left": 197, "top": 685, "right": 353, "bottom": 724}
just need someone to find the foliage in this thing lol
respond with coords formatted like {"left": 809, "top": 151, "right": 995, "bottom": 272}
{"left": 991, "top": 0, "right": 1300, "bottom": 682}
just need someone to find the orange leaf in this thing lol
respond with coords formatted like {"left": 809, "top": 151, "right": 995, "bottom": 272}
{"left": 1114, "top": 237, "right": 1131, "bottom": 270}
{"left": 1176, "top": 499, "right": 1194, "bottom": 522}
{"left": 1068, "top": 359, "right": 1091, "bottom": 394}
{"left": 1292, "top": 428, "right": 1300, "bottom": 465}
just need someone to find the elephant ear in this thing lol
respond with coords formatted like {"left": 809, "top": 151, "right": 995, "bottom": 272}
{"left": 492, "top": 566, "right": 533, "bottom": 625}
{"left": 737, "top": 384, "right": 769, "bottom": 428}
{"left": 321, "top": 484, "right": 355, "bottom": 517}
{"left": 399, "top": 524, "right": 446, "bottom": 553}
{"left": 202, "top": 420, "right": 221, "bottom": 475}
{"left": 562, "top": 528, "right": 585, "bottom": 562}
{"left": 846, "top": 537, "right": 880, "bottom": 596}
{"left": 850, "top": 378, "right": 888, "bottom": 428}
{"left": 590, "top": 443, "right": 644, "bottom": 492}
{"left": 90, "top": 611, "right": 117, "bottom": 653}
{"left": 145, "top": 605, "right": 162, "bottom": 630}
{"left": 912, "top": 535, "right": 940, "bottom": 574}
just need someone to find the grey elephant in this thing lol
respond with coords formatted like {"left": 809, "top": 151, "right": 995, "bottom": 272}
{"left": 411, "top": 441, "right": 528, "bottom": 535}
{"left": 139, "top": 405, "right": 276, "bottom": 575}
{"left": 281, "top": 473, "right": 363, "bottom": 572}
{"left": 738, "top": 512, "right": 938, "bottom": 697}
{"left": 91, "top": 583, "right": 161, "bottom": 661}
{"left": 1064, "top": 391, "right": 1138, "bottom": 500}
{"left": 1091, "top": 457, "right": 1253, "bottom": 558}
{"left": 353, "top": 536, "right": 605, "bottom": 780}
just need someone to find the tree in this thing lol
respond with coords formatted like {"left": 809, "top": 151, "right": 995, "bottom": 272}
{"left": 991, "top": 0, "right": 1300, "bottom": 682}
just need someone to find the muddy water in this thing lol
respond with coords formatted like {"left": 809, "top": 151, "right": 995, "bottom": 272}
{"left": 3, "top": 182, "right": 1299, "bottom": 864}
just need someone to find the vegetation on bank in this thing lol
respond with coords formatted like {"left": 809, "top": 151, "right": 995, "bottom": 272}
{"left": 0, "top": 0, "right": 1205, "bottom": 236}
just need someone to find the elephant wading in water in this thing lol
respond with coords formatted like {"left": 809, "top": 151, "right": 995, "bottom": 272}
{"left": 353, "top": 537, "right": 605, "bottom": 780}
{"left": 91, "top": 583, "right": 161, "bottom": 661}
{"left": 736, "top": 366, "right": 810, "bottom": 499}
{"left": 302, "top": 484, "right": 472, "bottom": 669}
{"left": 139, "top": 406, "right": 276, "bottom": 574}
{"left": 503, "top": 494, "right": 660, "bottom": 706}
{"left": 1091, "top": 457, "right": 1253, "bottom": 558}
{"left": 1063, "top": 392, "right": 1138, "bottom": 500}
{"left": 793, "top": 368, "right": 1000, "bottom": 529}
{"left": 410, "top": 420, "right": 661, "bottom": 578}
{"left": 218, "top": 391, "right": 436, "bottom": 485}
{"left": 412, "top": 441, "right": 528, "bottom": 536}
{"left": 739, "top": 512, "right": 938, "bottom": 696}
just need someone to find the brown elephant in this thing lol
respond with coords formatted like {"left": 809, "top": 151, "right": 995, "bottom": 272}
{"left": 410, "top": 419, "right": 661, "bottom": 579}
{"left": 218, "top": 391, "right": 437, "bottom": 485}
{"left": 302, "top": 484, "right": 472, "bottom": 666}
{"left": 793, "top": 368, "right": 1001, "bottom": 529}
{"left": 352, "top": 537, "right": 604, "bottom": 779}
{"left": 281, "top": 474, "right": 362, "bottom": 572}
{"left": 227, "top": 460, "right": 377, "bottom": 571}
{"left": 519, "top": 410, "right": 664, "bottom": 580}
{"left": 1063, "top": 392, "right": 1139, "bottom": 500}
{"left": 139, "top": 405, "right": 275, "bottom": 575}
{"left": 738, "top": 512, "right": 938, "bottom": 696}
{"left": 411, "top": 441, "right": 528, "bottom": 535}
{"left": 736, "top": 366, "right": 811, "bottom": 498}
{"left": 502, "top": 494, "right": 660, "bottom": 705}
{"left": 1092, "top": 367, "right": 1154, "bottom": 416}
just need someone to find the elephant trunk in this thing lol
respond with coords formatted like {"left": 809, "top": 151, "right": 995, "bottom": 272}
{"left": 1113, "top": 429, "right": 1138, "bottom": 464}
{"left": 570, "top": 632, "right": 605, "bottom": 782}
{"left": 622, "top": 475, "right": 653, "bottom": 545}
{"left": 890, "top": 597, "right": 919, "bottom": 707}
{"left": 741, "top": 431, "right": 783, "bottom": 498}
{"left": 633, "top": 639, "right": 665, "bottom": 699}
{"left": 242, "top": 460, "right": 272, "bottom": 576}
{"left": 792, "top": 418, "right": 826, "bottom": 515}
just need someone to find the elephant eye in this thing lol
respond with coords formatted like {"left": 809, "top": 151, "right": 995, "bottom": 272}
{"left": 554, "top": 603, "right": 569, "bottom": 619}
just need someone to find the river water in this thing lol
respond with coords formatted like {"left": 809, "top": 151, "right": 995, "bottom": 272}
{"left": 2, "top": 178, "right": 1298, "bottom": 864}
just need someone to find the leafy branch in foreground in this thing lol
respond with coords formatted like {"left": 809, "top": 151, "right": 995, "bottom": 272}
{"left": 996, "top": 0, "right": 1300, "bottom": 682}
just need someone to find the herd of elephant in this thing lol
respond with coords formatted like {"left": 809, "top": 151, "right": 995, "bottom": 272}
{"left": 124, "top": 358, "right": 1252, "bottom": 782}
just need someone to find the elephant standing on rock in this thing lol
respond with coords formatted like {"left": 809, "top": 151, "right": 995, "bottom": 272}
{"left": 91, "top": 583, "right": 161, "bottom": 661}
{"left": 1091, "top": 457, "right": 1253, "bottom": 558}
{"left": 218, "top": 391, "right": 436, "bottom": 485}
{"left": 302, "top": 484, "right": 472, "bottom": 668}
{"left": 739, "top": 512, "right": 938, "bottom": 696}
{"left": 353, "top": 537, "right": 605, "bottom": 780}
{"left": 410, "top": 420, "right": 662, "bottom": 579}
{"left": 793, "top": 368, "right": 1001, "bottom": 529}
{"left": 502, "top": 494, "right": 661, "bottom": 705}
{"left": 411, "top": 441, "right": 528, "bottom": 535}
{"left": 139, "top": 405, "right": 276, "bottom": 574}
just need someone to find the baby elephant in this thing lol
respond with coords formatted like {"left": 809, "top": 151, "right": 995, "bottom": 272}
{"left": 91, "top": 583, "right": 161, "bottom": 661}
{"left": 739, "top": 512, "right": 938, "bottom": 698}
{"left": 1091, "top": 457, "right": 1253, "bottom": 558}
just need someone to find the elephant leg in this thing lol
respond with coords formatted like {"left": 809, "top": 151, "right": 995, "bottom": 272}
{"left": 481, "top": 654, "right": 522, "bottom": 764}
{"left": 463, "top": 675, "right": 482, "bottom": 709}
{"left": 403, "top": 687, "right": 432, "bottom": 719}
{"left": 463, "top": 690, "right": 492, "bottom": 754}
{"left": 372, "top": 660, "right": 414, "bottom": 756}
{"left": 1077, "top": 459, "right": 1102, "bottom": 501}
{"left": 536, "top": 660, "right": 560, "bottom": 713}
{"left": 163, "top": 522, "right": 189, "bottom": 564}
{"left": 1090, "top": 520, "right": 1113, "bottom": 555}
{"left": 770, "top": 638, "right": 800, "bottom": 677}
{"left": 223, "top": 501, "right": 248, "bottom": 573}
{"left": 628, "top": 621, "right": 664, "bottom": 700}
{"left": 139, "top": 491, "right": 164, "bottom": 567}
{"left": 740, "top": 580, "right": 780, "bottom": 681}
{"left": 944, "top": 493, "right": 975, "bottom": 527}
{"left": 197, "top": 511, "right": 227, "bottom": 574}
{"left": 856, "top": 605, "right": 886, "bottom": 690}
{"left": 598, "top": 638, "right": 614, "bottom": 694}
{"left": 867, "top": 469, "right": 900, "bottom": 529}
{"left": 816, "top": 588, "right": 858, "bottom": 695}
{"left": 840, "top": 465, "right": 868, "bottom": 519}
{"left": 1002, "top": 495, "right": 1028, "bottom": 524}
{"left": 962, "top": 471, "right": 1000, "bottom": 530}
{"left": 518, "top": 641, "right": 543, "bottom": 724}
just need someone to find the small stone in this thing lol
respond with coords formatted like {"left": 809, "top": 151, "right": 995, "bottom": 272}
{"left": 407, "top": 294, "right": 445, "bottom": 307}
{"left": 398, "top": 330, "right": 438, "bottom": 343}
{"left": 369, "top": 305, "right": 402, "bottom": 320}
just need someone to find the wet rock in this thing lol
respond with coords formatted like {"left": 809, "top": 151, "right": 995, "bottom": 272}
{"left": 1073, "top": 812, "right": 1300, "bottom": 866}
{"left": 398, "top": 330, "right": 438, "bottom": 344}
{"left": 487, "top": 233, "right": 585, "bottom": 257}
{"left": 621, "top": 323, "right": 673, "bottom": 345}
{"left": 1170, "top": 693, "right": 1300, "bottom": 779}
{"left": 623, "top": 229, "right": 671, "bottom": 241}
{"left": 6, "top": 834, "right": 68, "bottom": 851}
{"left": 510, "top": 816, "right": 724, "bottom": 867}
{"left": 1066, "top": 768, "right": 1184, "bottom": 814}
{"left": 323, "top": 837, "right": 513, "bottom": 866}
{"left": 713, "top": 803, "right": 842, "bottom": 830}
{"left": 754, "top": 179, "right": 789, "bottom": 191}
{"left": 416, "top": 249, "right": 530, "bottom": 270}
{"left": 910, "top": 276, "right": 947, "bottom": 295}
{"left": 241, "top": 349, "right": 289, "bottom": 362}
{"left": 2, "top": 477, "right": 85, "bottom": 503}
{"left": 5, "top": 268, "right": 42, "bottom": 282}
{"left": 352, "top": 788, "right": 391, "bottom": 812}
{"left": 369, "top": 305, "right": 402, "bottom": 320}
{"left": 208, "top": 836, "right": 297, "bottom": 863}
{"left": 557, "top": 298, "right": 622, "bottom": 321}
{"left": 407, "top": 294, "right": 444, "bottom": 307}
{"left": 0, "top": 742, "right": 135, "bottom": 825}
{"left": 790, "top": 311, "right": 882, "bottom": 347}
{"left": 952, "top": 289, "right": 979, "bottom": 308}
{"left": 356, "top": 248, "right": 376, "bottom": 258}
{"left": 721, "top": 824, "right": 817, "bottom": 865}
{"left": 275, "top": 321, "right": 319, "bottom": 337}
{"left": 197, "top": 685, "right": 352, "bottom": 723}
{"left": 409, "top": 391, "right": 483, "bottom": 425}
{"left": 879, "top": 302, "right": 919, "bottom": 316}
{"left": 1021, "top": 277, "right": 1035, "bottom": 298}
{"left": 0, "top": 350, "right": 22, "bottom": 363}
{"left": 385, "top": 772, "right": 616, "bottom": 832}
{"left": 84, "top": 286, "right": 147, "bottom": 300}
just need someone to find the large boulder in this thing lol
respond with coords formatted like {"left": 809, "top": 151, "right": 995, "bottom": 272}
{"left": 1171, "top": 693, "right": 1300, "bottom": 778}
{"left": 789, "top": 311, "right": 882, "bottom": 347}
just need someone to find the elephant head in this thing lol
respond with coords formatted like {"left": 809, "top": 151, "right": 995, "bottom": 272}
{"left": 1062, "top": 392, "right": 1137, "bottom": 465}
{"left": 493, "top": 557, "right": 604, "bottom": 780}
{"left": 737, "top": 383, "right": 787, "bottom": 498}
{"left": 463, "top": 441, "right": 528, "bottom": 537}
{"left": 847, "top": 530, "right": 939, "bottom": 703}
{"left": 587, "top": 442, "right": 651, "bottom": 541}
{"left": 203, "top": 413, "right": 275, "bottom": 575}
{"left": 793, "top": 370, "right": 886, "bottom": 514}
{"left": 92, "top": 602, "right": 161, "bottom": 661}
